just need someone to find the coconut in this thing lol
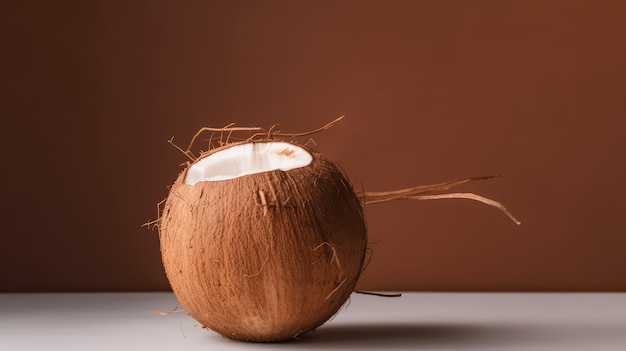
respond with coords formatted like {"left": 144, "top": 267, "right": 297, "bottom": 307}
{"left": 159, "top": 141, "right": 367, "bottom": 342}
{"left": 155, "top": 118, "right": 521, "bottom": 343}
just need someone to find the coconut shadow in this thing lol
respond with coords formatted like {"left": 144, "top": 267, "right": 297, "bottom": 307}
{"left": 281, "top": 322, "right": 547, "bottom": 349}
{"left": 206, "top": 321, "right": 626, "bottom": 349}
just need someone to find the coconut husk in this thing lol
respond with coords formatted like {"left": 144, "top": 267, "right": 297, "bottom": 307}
{"left": 159, "top": 144, "right": 367, "bottom": 342}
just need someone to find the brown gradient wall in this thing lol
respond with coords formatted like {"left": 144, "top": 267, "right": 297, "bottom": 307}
{"left": 2, "top": 1, "right": 625, "bottom": 292}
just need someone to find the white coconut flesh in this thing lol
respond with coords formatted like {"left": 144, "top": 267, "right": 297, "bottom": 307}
{"left": 184, "top": 142, "right": 313, "bottom": 184}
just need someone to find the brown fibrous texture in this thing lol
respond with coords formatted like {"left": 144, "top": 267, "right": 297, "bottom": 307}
{"left": 159, "top": 142, "right": 367, "bottom": 342}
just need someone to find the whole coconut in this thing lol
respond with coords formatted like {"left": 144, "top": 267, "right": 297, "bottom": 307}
{"left": 159, "top": 141, "right": 367, "bottom": 342}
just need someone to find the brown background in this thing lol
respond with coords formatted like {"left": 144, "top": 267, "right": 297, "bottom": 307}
{"left": 2, "top": 0, "right": 625, "bottom": 292}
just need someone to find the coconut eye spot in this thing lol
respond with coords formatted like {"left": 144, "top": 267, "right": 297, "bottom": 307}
{"left": 184, "top": 142, "right": 313, "bottom": 185}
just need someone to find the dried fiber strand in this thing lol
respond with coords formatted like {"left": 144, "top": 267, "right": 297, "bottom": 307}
{"left": 358, "top": 176, "right": 521, "bottom": 225}
{"left": 155, "top": 306, "right": 186, "bottom": 315}
{"left": 354, "top": 291, "right": 402, "bottom": 298}
{"left": 356, "top": 175, "right": 501, "bottom": 201}
{"left": 167, "top": 116, "right": 345, "bottom": 162}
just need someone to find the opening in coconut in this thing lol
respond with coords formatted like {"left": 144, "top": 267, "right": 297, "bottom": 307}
{"left": 185, "top": 142, "right": 312, "bottom": 184}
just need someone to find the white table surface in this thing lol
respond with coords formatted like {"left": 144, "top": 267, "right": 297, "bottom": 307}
{"left": 1, "top": 292, "right": 625, "bottom": 350}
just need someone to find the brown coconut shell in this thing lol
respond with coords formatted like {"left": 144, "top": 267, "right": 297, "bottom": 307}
{"left": 159, "top": 142, "right": 367, "bottom": 342}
